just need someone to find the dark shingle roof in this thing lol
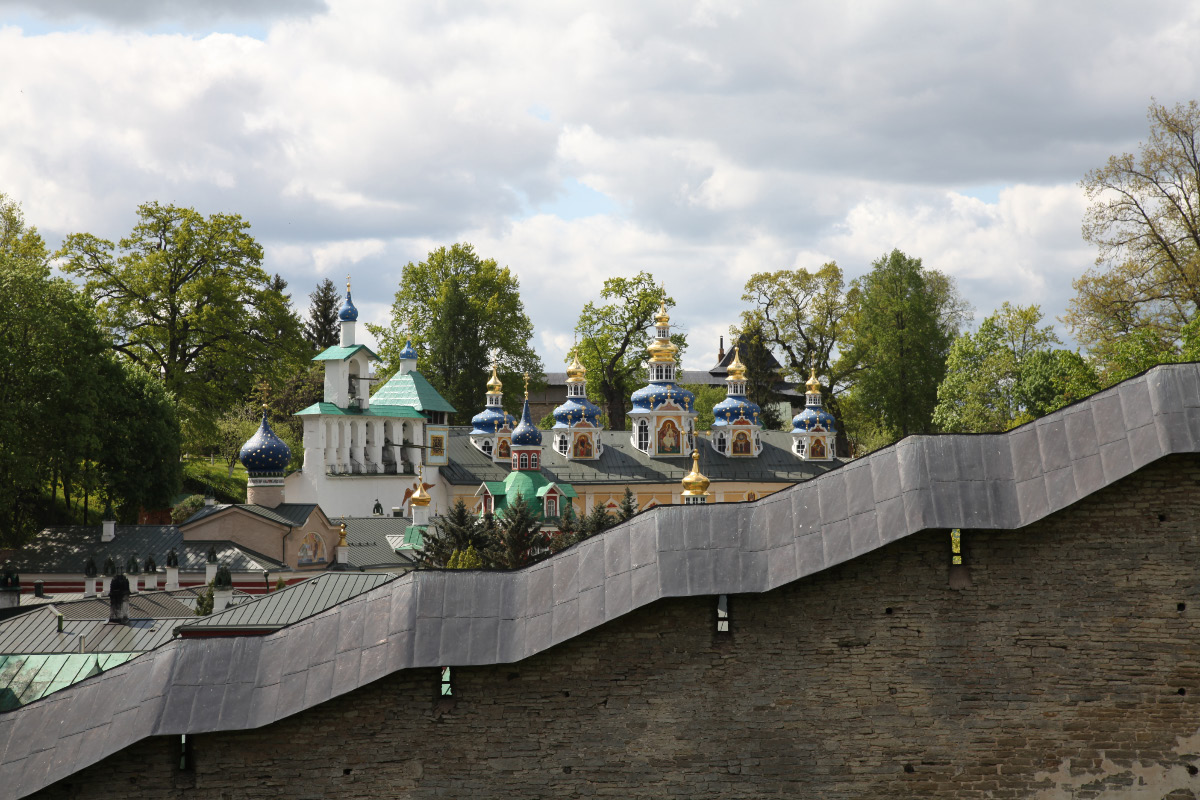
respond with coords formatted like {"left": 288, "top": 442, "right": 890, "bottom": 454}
{"left": 328, "top": 517, "right": 417, "bottom": 570}
{"left": 440, "top": 427, "right": 836, "bottom": 486}
{"left": 176, "top": 572, "right": 397, "bottom": 635}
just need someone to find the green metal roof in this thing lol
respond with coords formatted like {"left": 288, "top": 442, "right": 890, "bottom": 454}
{"left": 312, "top": 344, "right": 378, "bottom": 362}
{"left": 0, "top": 653, "right": 138, "bottom": 711}
{"left": 536, "top": 482, "right": 578, "bottom": 499}
{"left": 481, "top": 481, "right": 507, "bottom": 495}
{"left": 294, "top": 402, "right": 426, "bottom": 419}
{"left": 176, "top": 572, "right": 398, "bottom": 636}
{"left": 371, "top": 370, "right": 456, "bottom": 413}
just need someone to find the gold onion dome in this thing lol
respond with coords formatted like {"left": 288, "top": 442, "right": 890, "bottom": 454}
{"left": 727, "top": 347, "right": 747, "bottom": 381}
{"left": 566, "top": 352, "right": 586, "bottom": 383}
{"left": 410, "top": 467, "right": 432, "bottom": 507}
{"left": 654, "top": 300, "right": 671, "bottom": 327}
{"left": 337, "top": 522, "right": 348, "bottom": 547}
{"left": 680, "top": 450, "right": 710, "bottom": 497}
{"left": 486, "top": 362, "right": 503, "bottom": 393}
{"left": 806, "top": 367, "right": 821, "bottom": 394}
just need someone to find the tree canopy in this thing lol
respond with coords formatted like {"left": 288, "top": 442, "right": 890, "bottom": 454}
{"left": 305, "top": 278, "right": 341, "bottom": 351}
{"left": 573, "top": 272, "right": 686, "bottom": 430}
{"left": 57, "top": 202, "right": 307, "bottom": 447}
{"left": 1066, "top": 99, "right": 1200, "bottom": 377}
{"left": 369, "top": 243, "right": 543, "bottom": 423}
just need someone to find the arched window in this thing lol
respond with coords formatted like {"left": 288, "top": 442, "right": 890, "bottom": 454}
{"left": 519, "top": 453, "right": 529, "bottom": 470}
{"left": 715, "top": 432, "right": 726, "bottom": 454}
{"left": 512, "top": 454, "right": 519, "bottom": 469}
{"left": 636, "top": 419, "right": 650, "bottom": 451}
{"left": 530, "top": 453, "right": 539, "bottom": 469}
{"left": 482, "top": 440, "right": 493, "bottom": 456}
{"left": 545, "top": 496, "right": 558, "bottom": 517}
{"left": 483, "top": 495, "right": 493, "bottom": 514}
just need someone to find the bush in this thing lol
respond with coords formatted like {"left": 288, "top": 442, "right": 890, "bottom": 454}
{"left": 171, "top": 494, "right": 206, "bottom": 524}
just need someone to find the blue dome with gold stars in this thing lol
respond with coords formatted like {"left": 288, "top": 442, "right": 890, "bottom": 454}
{"left": 712, "top": 396, "right": 762, "bottom": 427}
{"left": 399, "top": 338, "right": 418, "bottom": 360}
{"left": 630, "top": 382, "right": 695, "bottom": 414}
{"left": 552, "top": 396, "right": 603, "bottom": 429}
{"left": 471, "top": 406, "right": 518, "bottom": 435}
{"left": 792, "top": 406, "right": 836, "bottom": 433}
{"left": 511, "top": 398, "right": 542, "bottom": 446}
{"left": 338, "top": 290, "right": 358, "bottom": 322}
{"left": 239, "top": 413, "right": 292, "bottom": 473}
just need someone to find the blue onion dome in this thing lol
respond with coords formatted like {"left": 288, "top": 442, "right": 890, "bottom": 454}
{"left": 712, "top": 396, "right": 762, "bottom": 427}
{"left": 399, "top": 339, "right": 418, "bottom": 360}
{"left": 792, "top": 406, "right": 837, "bottom": 433}
{"left": 630, "top": 382, "right": 696, "bottom": 414}
{"left": 511, "top": 398, "right": 542, "bottom": 446}
{"left": 552, "top": 396, "right": 603, "bottom": 429}
{"left": 239, "top": 410, "right": 292, "bottom": 473}
{"left": 338, "top": 277, "right": 359, "bottom": 322}
{"left": 471, "top": 406, "right": 518, "bottom": 435}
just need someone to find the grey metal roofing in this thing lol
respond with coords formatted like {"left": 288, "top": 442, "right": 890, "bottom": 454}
{"left": 177, "top": 573, "right": 398, "bottom": 634}
{"left": 53, "top": 593, "right": 195, "bottom": 621}
{"left": 0, "top": 606, "right": 190, "bottom": 656}
{"left": 440, "top": 426, "right": 836, "bottom": 486}
{"left": 330, "top": 517, "right": 416, "bottom": 570}
{"left": 8, "top": 526, "right": 286, "bottom": 574}
{"left": 182, "top": 503, "right": 316, "bottom": 528}
{"left": 0, "top": 654, "right": 137, "bottom": 712}
{"left": 3, "top": 363, "right": 1199, "bottom": 799}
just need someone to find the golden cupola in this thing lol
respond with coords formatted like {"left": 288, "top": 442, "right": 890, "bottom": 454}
{"left": 727, "top": 347, "right": 747, "bottom": 381}
{"left": 410, "top": 465, "right": 432, "bottom": 508}
{"left": 806, "top": 367, "right": 821, "bottom": 395}
{"left": 486, "top": 362, "right": 503, "bottom": 394}
{"left": 647, "top": 301, "right": 679, "bottom": 364}
{"left": 565, "top": 352, "right": 587, "bottom": 384}
{"left": 681, "top": 450, "right": 710, "bottom": 496}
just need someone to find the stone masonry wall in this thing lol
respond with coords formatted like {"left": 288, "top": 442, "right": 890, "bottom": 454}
{"left": 31, "top": 455, "right": 1200, "bottom": 799}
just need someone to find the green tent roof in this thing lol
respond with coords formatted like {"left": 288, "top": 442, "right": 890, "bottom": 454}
{"left": 312, "top": 344, "right": 378, "bottom": 362}
{"left": 371, "top": 370, "right": 456, "bottom": 414}
{"left": 536, "top": 482, "right": 578, "bottom": 499}
{"left": 294, "top": 402, "right": 426, "bottom": 419}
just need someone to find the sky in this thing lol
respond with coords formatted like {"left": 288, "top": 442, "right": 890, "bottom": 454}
{"left": 3, "top": 1, "right": 1200, "bottom": 374}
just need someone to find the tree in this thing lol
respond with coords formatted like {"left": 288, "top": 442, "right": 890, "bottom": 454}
{"left": 728, "top": 321, "right": 786, "bottom": 430}
{"left": 368, "top": 243, "right": 543, "bottom": 424}
{"left": 574, "top": 273, "right": 686, "bottom": 430}
{"left": 615, "top": 488, "right": 637, "bottom": 522}
{"left": 580, "top": 503, "right": 613, "bottom": 539}
{"left": 933, "top": 304, "right": 1100, "bottom": 433}
{"left": 419, "top": 499, "right": 488, "bottom": 568}
{"left": 491, "top": 494, "right": 546, "bottom": 569}
{"left": 57, "top": 202, "right": 307, "bottom": 446}
{"left": 843, "top": 250, "right": 968, "bottom": 442}
{"left": 1066, "top": 100, "right": 1200, "bottom": 373}
{"left": 305, "top": 278, "right": 341, "bottom": 351}
{"left": 683, "top": 384, "right": 728, "bottom": 431}
{"left": 195, "top": 581, "right": 215, "bottom": 616}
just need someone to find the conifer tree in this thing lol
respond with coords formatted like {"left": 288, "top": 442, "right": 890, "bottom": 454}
{"left": 616, "top": 488, "right": 637, "bottom": 522}
{"left": 305, "top": 278, "right": 341, "bottom": 351}
{"left": 419, "top": 499, "right": 485, "bottom": 568}
{"left": 581, "top": 503, "right": 613, "bottom": 539}
{"left": 194, "top": 581, "right": 215, "bottom": 616}
{"left": 492, "top": 494, "right": 546, "bottom": 569}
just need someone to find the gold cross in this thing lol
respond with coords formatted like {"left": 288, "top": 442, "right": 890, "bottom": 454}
{"left": 524, "top": 372, "right": 530, "bottom": 399}
{"left": 346, "top": 274, "right": 351, "bottom": 293}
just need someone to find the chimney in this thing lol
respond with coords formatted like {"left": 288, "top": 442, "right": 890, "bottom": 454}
{"left": 0, "top": 563, "right": 19, "bottom": 611}
{"left": 165, "top": 549, "right": 180, "bottom": 591}
{"left": 204, "top": 496, "right": 216, "bottom": 507}
{"left": 205, "top": 546, "right": 218, "bottom": 584}
{"left": 213, "top": 564, "right": 233, "bottom": 612}
{"left": 392, "top": 507, "right": 402, "bottom": 517}
{"left": 101, "top": 519, "right": 116, "bottom": 543}
{"left": 108, "top": 574, "right": 130, "bottom": 624}
{"left": 718, "top": 336, "right": 725, "bottom": 361}
{"left": 34, "top": 580, "right": 44, "bottom": 598}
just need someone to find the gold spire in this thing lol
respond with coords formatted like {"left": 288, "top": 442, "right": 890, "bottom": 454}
{"left": 654, "top": 299, "right": 670, "bottom": 327}
{"left": 566, "top": 351, "right": 586, "bottom": 383}
{"left": 346, "top": 274, "right": 351, "bottom": 293}
{"left": 806, "top": 366, "right": 821, "bottom": 394}
{"left": 410, "top": 465, "right": 432, "bottom": 508}
{"left": 487, "top": 361, "right": 503, "bottom": 393}
{"left": 523, "top": 372, "right": 530, "bottom": 399}
{"left": 680, "top": 450, "right": 710, "bottom": 497}
{"left": 727, "top": 347, "right": 747, "bottom": 381}
{"left": 337, "top": 522, "right": 348, "bottom": 548}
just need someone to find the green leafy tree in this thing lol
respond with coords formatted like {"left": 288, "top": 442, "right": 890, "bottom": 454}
{"left": 369, "top": 243, "right": 543, "bottom": 423}
{"left": 615, "top": 488, "right": 637, "bottom": 522}
{"left": 195, "top": 581, "right": 215, "bottom": 616}
{"left": 57, "top": 202, "right": 308, "bottom": 446}
{"left": 574, "top": 273, "right": 686, "bottom": 430}
{"left": 491, "top": 494, "right": 546, "bottom": 569}
{"left": 934, "top": 303, "right": 1098, "bottom": 432}
{"left": 843, "top": 250, "right": 969, "bottom": 442}
{"left": 172, "top": 495, "right": 205, "bottom": 524}
{"left": 683, "top": 384, "right": 728, "bottom": 431}
{"left": 305, "top": 278, "right": 341, "bottom": 351}
{"left": 214, "top": 403, "right": 262, "bottom": 478}
{"left": 274, "top": 577, "right": 286, "bottom": 591}
{"left": 1066, "top": 100, "right": 1200, "bottom": 373}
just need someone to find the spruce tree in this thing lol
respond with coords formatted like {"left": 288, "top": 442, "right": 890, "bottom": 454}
{"left": 493, "top": 494, "right": 546, "bottom": 569}
{"left": 581, "top": 503, "right": 613, "bottom": 539}
{"left": 305, "top": 278, "right": 341, "bottom": 351}
{"left": 616, "top": 488, "right": 637, "bottom": 522}
{"left": 419, "top": 498, "right": 488, "bottom": 568}
{"left": 195, "top": 581, "right": 215, "bottom": 616}
{"left": 549, "top": 500, "right": 581, "bottom": 553}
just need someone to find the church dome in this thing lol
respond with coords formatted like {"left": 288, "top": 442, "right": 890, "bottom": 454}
{"left": 471, "top": 406, "right": 517, "bottom": 435}
{"left": 630, "top": 382, "right": 695, "bottom": 414}
{"left": 552, "top": 396, "right": 603, "bottom": 429}
{"left": 712, "top": 396, "right": 762, "bottom": 427}
{"left": 338, "top": 283, "right": 359, "bottom": 322}
{"left": 399, "top": 339, "right": 418, "bottom": 360}
{"left": 792, "top": 406, "right": 837, "bottom": 433}
{"left": 511, "top": 399, "right": 542, "bottom": 446}
{"left": 680, "top": 450, "right": 710, "bottom": 496}
{"left": 239, "top": 411, "right": 292, "bottom": 474}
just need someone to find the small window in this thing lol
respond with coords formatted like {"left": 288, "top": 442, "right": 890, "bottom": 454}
{"left": 483, "top": 495, "right": 493, "bottom": 514}
{"left": 512, "top": 454, "right": 519, "bottom": 469}
{"left": 441, "top": 667, "right": 453, "bottom": 696}
{"left": 520, "top": 453, "right": 529, "bottom": 470}
{"left": 482, "top": 440, "right": 493, "bottom": 456}
{"left": 178, "top": 734, "right": 193, "bottom": 772}
{"left": 716, "top": 595, "right": 730, "bottom": 633}
{"left": 798, "top": 440, "right": 806, "bottom": 456}
{"left": 636, "top": 419, "right": 650, "bottom": 451}
{"left": 546, "top": 496, "right": 558, "bottom": 517}
{"left": 530, "top": 453, "right": 539, "bottom": 469}
{"left": 557, "top": 434, "right": 569, "bottom": 455}
{"left": 715, "top": 432, "right": 726, "bottom": 454}
{"left": 951, "top": 529, "right": 962, "bottom": 565}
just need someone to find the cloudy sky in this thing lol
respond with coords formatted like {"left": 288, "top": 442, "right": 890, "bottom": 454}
{"left": 3, "top": 1, "right": 1199, "bottom": 373}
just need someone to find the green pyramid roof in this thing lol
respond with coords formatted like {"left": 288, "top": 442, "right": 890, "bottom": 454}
{"left": 372, "top": 370, "right": 456, "bottom": 414}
